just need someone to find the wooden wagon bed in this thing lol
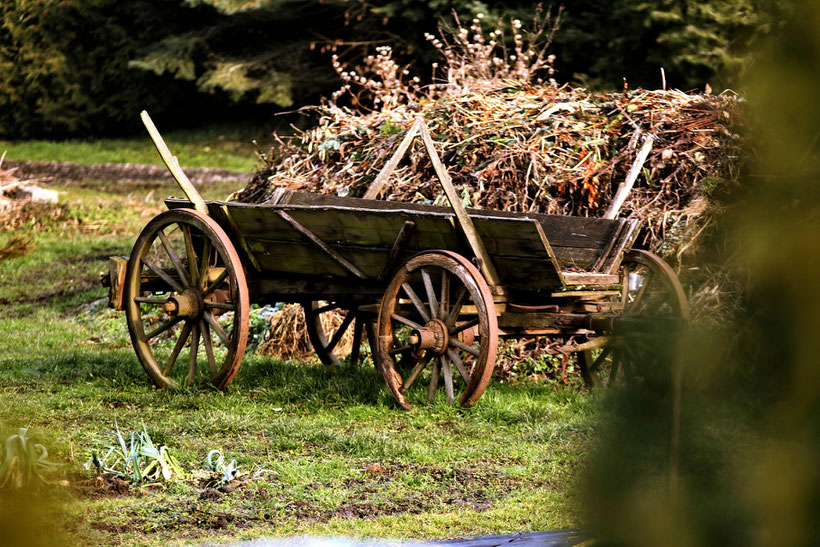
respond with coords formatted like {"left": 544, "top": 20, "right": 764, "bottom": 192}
{"left": 166, "top": 189, "right": 640, "bottom": 300}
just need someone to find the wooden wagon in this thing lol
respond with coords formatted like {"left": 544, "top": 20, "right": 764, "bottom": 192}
{"left": 108, "top": 114, "right": 689, "bottom": 408}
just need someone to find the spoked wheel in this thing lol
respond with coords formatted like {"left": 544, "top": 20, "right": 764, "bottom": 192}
{"left": 579, "top": 249, "right": 688, "bottom": 389}
{"left": 124, "top": 209, "right": 249, "bottom": 389}
{"left": 303, "top": 300, "right": 376, "bottom": 367}
{"left": 377, "top": 251, "right": 498, "bottom": 409}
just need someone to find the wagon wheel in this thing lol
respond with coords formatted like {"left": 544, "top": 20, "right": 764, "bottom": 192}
{"left": 377, "top": 250, "right": 498, "bottom": 409}
{"left": 124, "top": 209, "right": 249, "bottom": 389}
{"left": 303, "top": 300, "right": 376, "bottom": 367}
{"left": 578, "top": 249, "right": 688, "bottom": 389}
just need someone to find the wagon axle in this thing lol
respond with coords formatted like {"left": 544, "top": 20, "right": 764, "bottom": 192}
{"left": 408, "top": 319, "right": 449, "bottom": 355}
{"left": 162, "top": 289, "right": 204, "bottom": 319}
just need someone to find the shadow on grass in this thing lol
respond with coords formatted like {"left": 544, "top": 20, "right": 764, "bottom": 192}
{"left": 1, "top": 349, "right": 391, "bottom": 409}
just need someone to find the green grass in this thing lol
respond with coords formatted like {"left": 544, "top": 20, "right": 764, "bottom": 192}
{"left": 0, "top": 124, "right": 277, "bottom": 172}
{"left": 0, "top": 176, "right": 598, "bottom": 545}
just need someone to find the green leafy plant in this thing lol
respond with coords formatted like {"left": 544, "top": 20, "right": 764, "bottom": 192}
{"left": 203, "top": 449, "right": 239, "bottom": 486}
{"left": 88, "top": 423, "right": 184, "bottom": 484}
{"left": 0, "top": 427, "right": 59, "bottom": 490}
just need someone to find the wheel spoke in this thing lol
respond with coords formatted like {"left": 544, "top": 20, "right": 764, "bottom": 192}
{"left": 198, "top": 239, "right": 212, "bottom": 289}
{"left": 630, "top": 269, "right": 653, "bottom": 310}
{"left": 205, "top": 302, "right": 236, "bottom": 311}
{"left": 187, "top": 323, "right": 200, "bottom": 386}
{"left": 163, "top": 321, "right": 192, "bottom": 376}
{"left": 421, "top": 268, "right": 438, "bottom": 319}
{"left": 401, "top": 283, "right": 431, "bottom": 323}
{"left": 201, "top": 320, "right": 217, "bottom": 376}
{"left": 445, "top": 287, "right": 468, "bottom": 327}
{"left": 621, "top": 265, "right": 631, "bottom": 306}
{"left": 134, "top": 296, "right": 167, "bottom": 305}
{"left": 391, "top": 313, "right": 424, "bottom": 330}
{"left": 157, "top": 229, "right": 191, "bottom": 287}
{"left": 449, "top": 338, "right": 481, "bottom": 357}
{"left": 141, "top": 257, "right": 184, "bottom": 293}
{"left": 390, "top": 345, "right": 414, "bottom": 356}
{"left": 326, "top": 310, "right": 356, "bottom": 353}
{"left": 203, "top": 268, "right": 230, "bottom": 298}
{"left": 446, "top": 348, "right": 470, "bottom": 383}
{"left": 450, "top": 318, "right": 479, "bottom": 336}
{"left": 440, "top": 356, "right": 455, "bottom": 404}
{"left": 143, "top": 316, "right": 183, "bottom": 342}
{"left": 203, "top": 312, "right": 230, "bottom": 345}
{"left": 182, "top": 225, "right": 199, "bottom": 286}
{"left": 427, "top": 360, "right": 440, "bottom": 404}
{"left": 589, "top": 346, "right": 613, "bottom": 373}
{"left": 618, "top": 352, "right": 632, "bottom": 382}
{"left": 439, "top": 270, "right": 450, "bottom": 319}
{"left": 350, "top": 316, "right": 364, "bottom": 366}
{"left": 400, "top": 352, "right": 433, "bottom": 393}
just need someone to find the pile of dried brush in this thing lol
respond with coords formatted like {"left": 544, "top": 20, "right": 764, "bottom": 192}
{"left": 239, "top": 11, "right": 748, "bottom": 371}
{"left": 257, "top": 303, "right": 354, "bottom": 362}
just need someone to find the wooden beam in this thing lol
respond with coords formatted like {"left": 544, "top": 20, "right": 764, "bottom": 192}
{"left": 378, "top": 220, "right": 416, "bottom": 280}
{"left": 602, "top": 219, "right": 641, "bottom": 274}
{"left": 591, "top": 219, "right": 626, "bottom": 272}
{"left": 418, "top": 120, "right": 501, "bottom": 287}
{"left": 603, "top": 133, "right": 654, "bottom": 219}
{"left": 140, "top": 110, "right": 208, "bottom": 215}
{"left": 363, "top": 119, "right": 422, "bottom": 200}
{"left": 278, "top": 211, "right": 367, "bottom": 279}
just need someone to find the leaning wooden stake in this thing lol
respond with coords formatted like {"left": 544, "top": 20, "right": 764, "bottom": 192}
{"left": 418, "top": 121, "right": 501, "bottom": 287}
{"left": 363, "top": 119, "right": 422, "bottom": 200}
{"left": 603, "top": 133, "right": 655, "bottom": 219}
{"left": 140, "top": 110, "right": 208, "bottom": 215}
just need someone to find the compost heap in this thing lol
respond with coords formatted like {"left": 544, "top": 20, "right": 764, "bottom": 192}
{"left": 243, "top": 24, "right": 748, "bottom": 372}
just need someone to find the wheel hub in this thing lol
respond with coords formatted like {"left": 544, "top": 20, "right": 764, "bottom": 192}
{"left": 408, "top": 318, "right": 449, "bottom": 355}
{"left": 163, "top": 288, "right": 204, "bottom": 319}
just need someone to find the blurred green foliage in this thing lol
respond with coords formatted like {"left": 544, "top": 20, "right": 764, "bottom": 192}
{"left": 0, "top": 0, "right": 195, "bottom": 137}
{"left": 584, "top": 1, "right": 820, "bottom": 545}
{"left": 0, "top": 0, "right": 785, "bottom": 138}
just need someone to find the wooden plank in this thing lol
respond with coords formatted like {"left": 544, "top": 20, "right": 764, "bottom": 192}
{"left": 604, "top": 133, "right": 655, "bottom": 219}
{"left": 247, "top": 276, "right": 385, "bottom": 302}
{"left": 379, "top": 220, "right": 416, "bottom": 280}
{"left": 591, "top": 219, "right": 626, "bottom": 272}
{"left": 551, "top": 248, "right": 604, "bottom": 270}
{"left": 278, "top": 211, "right": 367, "bottom": 279}
{"left": 601, "top": 218, "right": 642, "bottom": 274}
{"left": 222, "top": 202, "right": 568, "bottom": 260}
{"left": 217, "top": 204, "right": 262, "bottom": 271}
{"left": 246, "top": 239, "right": 384, "bottom": 279}
{"left": 363, "top": 119, "right": 422, "bottom": 199}
{"left": 280, "top": 192, "right": 620, "bottom": 250}
{"left": 562, "top": 272, "right": 620, "bottom": 286}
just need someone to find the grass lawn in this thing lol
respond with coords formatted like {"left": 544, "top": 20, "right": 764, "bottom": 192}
{"left": 0, "top": 124, "right": 278, "bottom": 172}
{"left": 0, "top": 175, "right": 598, "bottom": 545}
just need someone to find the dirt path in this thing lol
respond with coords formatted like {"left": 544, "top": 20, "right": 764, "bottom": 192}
{"left": 3, "top": 159, "right": 249, "bottom": 185}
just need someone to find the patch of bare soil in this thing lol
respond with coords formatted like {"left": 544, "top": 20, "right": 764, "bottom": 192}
{"left": 80, "top": 473, "right": 132, "bottom": 497}
{"left": 290, "top": 462, "right": 525, "bottom": 522}
{"left": 4, "top": 159, "right": 246, "bottom": 185}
